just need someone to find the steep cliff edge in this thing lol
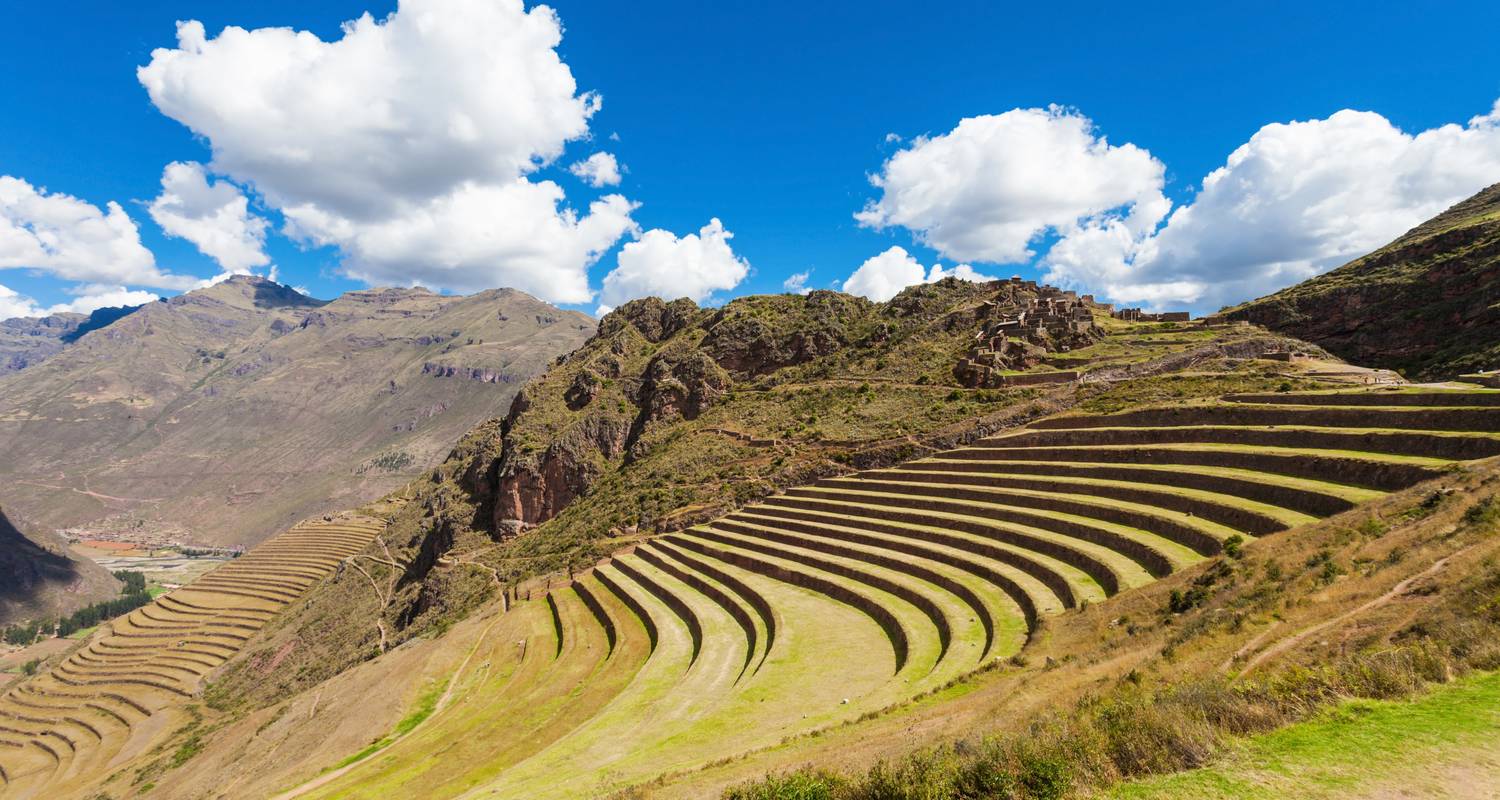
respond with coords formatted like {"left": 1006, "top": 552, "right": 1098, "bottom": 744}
{"left": 1228, "top": 182, "right": 1500, "bottom": 379}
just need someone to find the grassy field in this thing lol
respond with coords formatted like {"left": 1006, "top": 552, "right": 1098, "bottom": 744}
{"left": 1110, "top": 670, "right": 1500, "bottom": 799}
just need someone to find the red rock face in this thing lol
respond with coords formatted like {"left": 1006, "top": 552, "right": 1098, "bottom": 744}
{"left": 493, "top": 450, "right": 582, "bottom": 531}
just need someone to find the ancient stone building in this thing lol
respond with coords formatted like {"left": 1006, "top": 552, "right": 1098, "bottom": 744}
{"left": 954, "top": 278, "right": 1103, "bottom": 388}
{"left": 1113, "top": 308, "right": 1191, "bottom": 323}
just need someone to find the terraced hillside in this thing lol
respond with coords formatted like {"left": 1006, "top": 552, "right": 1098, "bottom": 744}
{"left": 210, "top": 388, "right": 1498, "bottom": 800}
{"left": 0, "top": 515, "right": 385, "bottom": 797}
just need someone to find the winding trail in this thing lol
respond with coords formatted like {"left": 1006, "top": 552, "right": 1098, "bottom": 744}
{"left": 1234, "top": 550, "right": 1461, "bottom": 674}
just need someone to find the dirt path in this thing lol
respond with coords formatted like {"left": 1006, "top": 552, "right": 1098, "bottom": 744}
{"left": 13, "top": 479, "right": 163, "bottom": 504}
{"left": 1235, "top": 552, "right": 1457, "bottom": 674}
{"left": 269, "top": 610, "right": 509, "bottom": 800}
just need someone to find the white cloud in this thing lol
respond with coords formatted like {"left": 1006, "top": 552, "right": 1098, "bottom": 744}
{"left": 295, "top": 180, "right": 637, "bottom": 302}
{"left": 0, "top": 284, "right": 42, "bottom": 320}
{"left": 569, "top": 152, "right": 622, "bottom": 187}
{"left": 138, "top": 0, "right": 634, "bottom": 302}
{"left": 857, "top": 106, "right": 1169, "bottom": 264}
{"left": 149, "top": 161, "right": 270, "bottom": 271}
{"left": 0, "top": 282, "right": 158, "bottom": 322}
{"left": 1044, "top": 100, "right": 1500, "bottom": 311}
{"left": 138, "top": 2, "right": 596, "bottom": 217}
{"left": 782, "top": 270, "right": 813, "bottom": 294}
{"left": 56, "top": 285, "right": 161, "bottom": 314}
{"left": 598, "top": 218, "right": 750, "bottom": 312}
{"left": 0, "top": 176, "right": 192, "bottom": 290}
{"left": 928, "top": 263, "right": 996, "bottom": 283}
{"left": 841, "top": 246, "right": 994, "bottom": 302}
{"left": 843, "top": 247, "right": 924, "bottom": 301}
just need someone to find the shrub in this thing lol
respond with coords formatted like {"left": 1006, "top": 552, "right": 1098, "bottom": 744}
{"left": 724, "top": 769, "right": 841, "bottom": 800}
{"left": 1464, "top": 497, "right": 1499, "bottom": 528}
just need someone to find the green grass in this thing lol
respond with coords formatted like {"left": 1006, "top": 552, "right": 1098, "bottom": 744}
{"left": 1109, "top": 670, "right": 1500, "bottom": 799}
{"left": 148, "top": 586, "right": 170, "bottom": 598}
{"left": 330, "top": 676, "right": 449, "bottom": 770}
{"left": 66, "top": 625, "right": 98, "bottom": 640}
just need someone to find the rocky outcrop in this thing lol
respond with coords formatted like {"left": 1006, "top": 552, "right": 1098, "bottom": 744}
{"left": 634, "top": 346, "right": 731, "bottom": 425}
{"left": 421, "top": 362, "right": 520, "bottom": 383}
{"left": 626, "top": 346, "right": 732, "bottom": 457}
{"left": 701, "top": 291, "right": 869, "bottom": 378}
{"left": 485, "top": 402, "right": 632, "bottom": 535}
{"left": 601, "top": 297, "right": 700, "bottom": 343}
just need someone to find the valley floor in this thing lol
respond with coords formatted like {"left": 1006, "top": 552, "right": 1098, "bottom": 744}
{"left": 1109, "top": 670, "right": 1500, "bottom": 800}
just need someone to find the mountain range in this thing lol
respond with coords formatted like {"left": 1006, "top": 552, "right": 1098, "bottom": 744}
{"left": 0, "top": 275, "right": 593, "bottom": 549}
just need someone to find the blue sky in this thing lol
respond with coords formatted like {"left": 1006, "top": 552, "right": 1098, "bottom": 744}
{"left": 3, "top": 0, "right": 1499, "bottom": 319}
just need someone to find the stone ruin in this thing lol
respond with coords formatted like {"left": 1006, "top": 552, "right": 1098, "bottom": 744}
{"left": 1112, "top": 308, "right": 1191, "bottom": 323}
{"left": 953, "top": 278, "right": 1103, "bottom": 389}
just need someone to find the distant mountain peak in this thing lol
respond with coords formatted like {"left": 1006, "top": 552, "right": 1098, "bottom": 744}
{"left": 181, "top": 274, "right": 325, "bottom": 311}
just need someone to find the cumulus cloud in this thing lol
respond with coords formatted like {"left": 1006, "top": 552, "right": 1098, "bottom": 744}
{"left": 138, "top": 0, "right": 634, "bottom": 302}
{"left": 0, "top": 284, "right": 42, "bottom": 320}
{"left": 296, "top": 181, "right": 637, "bottom": 301}
{"left": 57, "top": 285, "right": 161, "bottom": 314}
{"left": 569, "top": 152, "right": 622, "bottom": 187}
{"left": 1052, "top": 101, "right": 1500, "bottom": 311}
{"left": 783, "top": 270, "right": 813, "bottom": 294}
{"left": 860, "top": 101, "right": 1500, "bottom": 313}
{"left": 149, "top": 161, "right": 270, "bottom": 272}
{"left": 841, "top": 246, "right": 994, "bottom": 302}
{"left": 598, "top": 218, "right": 750, "bottom": 312}
{"left": 0, "top": 176, "right": 192, "bottom": 290}
{"left": 0, "top": 282, "right": 159, "bottom": 321}
{"left": 928, "top": 263, "right": 997, "bottom": 283}
{"left": 857, "top": 106, "right": 1169, "bottom": 264}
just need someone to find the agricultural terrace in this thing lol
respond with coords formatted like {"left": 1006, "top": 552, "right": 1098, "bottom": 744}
{"left": 281, "top": 388, "right": 1500, "bottom": 799}
{"left": 0, "top": 516, "right": 385, "bottom": 797}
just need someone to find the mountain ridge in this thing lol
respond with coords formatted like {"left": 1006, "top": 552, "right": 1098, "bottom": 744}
{"left": 1227, "top": 181, "right": 1500, "bottom": 379}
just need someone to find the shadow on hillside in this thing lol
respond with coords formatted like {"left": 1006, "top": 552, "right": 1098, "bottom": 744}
{"left": 58, "top": 304, "right": 144, "bottom": 344}
{"left": 0, "top": 506, "right": 81, "bottom": 607}
{"left": 254, "top": 281, "right": 326, "bottom": 310}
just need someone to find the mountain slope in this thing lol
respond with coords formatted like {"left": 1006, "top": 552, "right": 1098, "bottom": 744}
{"left": 0, "top": 505, "right": 119, "bottom": 626}
{"left": 0, "top": 312, "right": 86, "bottom": 374}
{"left": 0, "top": 304, "right": 140, "bottom": 374}
{"left": 0, "top": 275, "right": 593, "bottom": 547}
{"left": 1228, "top": 181, "right": 1500, "bottom": 379}
{"left": 198, "top": 280, "right": 1323, "bottom": 712}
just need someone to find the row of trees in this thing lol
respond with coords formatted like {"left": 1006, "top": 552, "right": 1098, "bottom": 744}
{"left": 3, "top": 570, "right": 152, "bottom": 646}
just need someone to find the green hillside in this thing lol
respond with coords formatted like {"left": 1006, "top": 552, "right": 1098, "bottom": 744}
{"left": 1228, "top": 182, "right": 1500, "bottom": 380}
